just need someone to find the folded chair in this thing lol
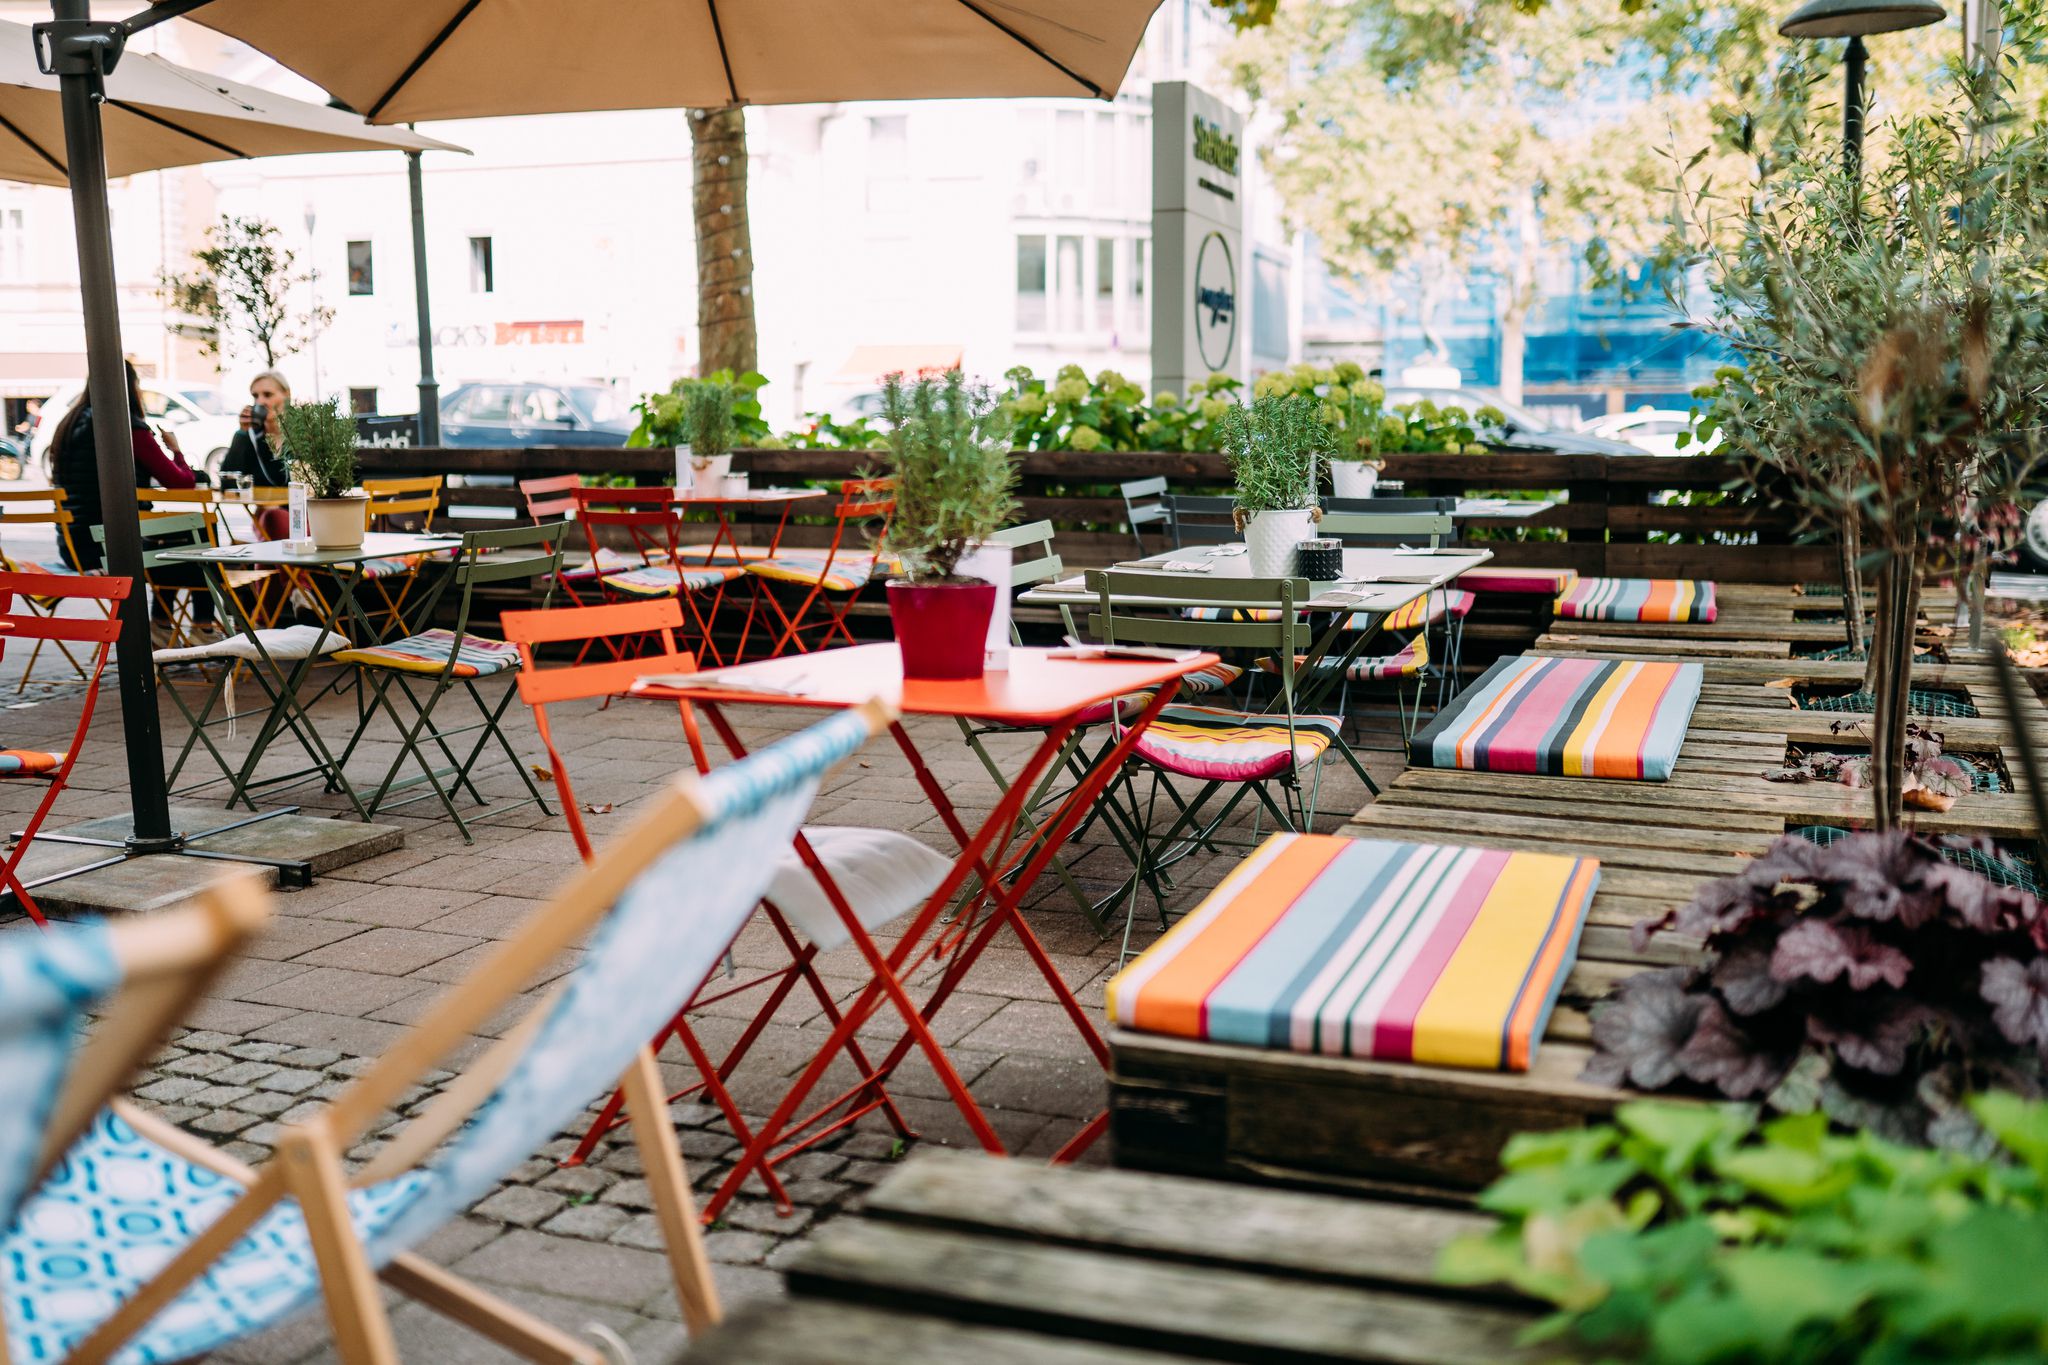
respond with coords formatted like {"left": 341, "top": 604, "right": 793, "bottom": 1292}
{"left": 356, "top": 476, "right": 447, "bottom": 639}
{"left": 503, "top": 600, "right": 945, "bottom": 1194}
{"left": 741, "top": 477, "right": 895, "bottom": 659}
{"left": 331, "top": 523, "right": 564, "bottom": 840}
{"left": 0, "top": 488, "right": 96, "bottom": 690}
{"left": 6, "top": 706, "right": 893, "bottom": 1364}
{"left": 0, "top": 570, "right": 131, "bottom": 926}
{"left": 1088, "top": 569, "right": 1362, "bottom": 962}
{"left": 0, "top": 886, "right": 269, "bottom": 1234}
{"left": 572, "top": 486, "right": 741, "bottom": 664}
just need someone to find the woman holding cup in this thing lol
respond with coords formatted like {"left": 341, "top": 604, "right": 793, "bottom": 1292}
{"left": 222, "top": 369, "right": 293, "bottom": 539}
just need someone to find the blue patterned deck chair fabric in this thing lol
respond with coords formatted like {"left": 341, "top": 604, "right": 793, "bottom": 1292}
{"left": 0, "top": 921, "right": 119, "bottom": 1225}
{"left": 3, "top": 707, "right": 875, "bottom": 1364}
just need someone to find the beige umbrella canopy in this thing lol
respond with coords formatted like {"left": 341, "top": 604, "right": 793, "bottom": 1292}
{"left": 0, "top": 20, "right": 460, "bottom": 186}
{"left": 187, "top": 0, "right": 1164, "bottom": 122}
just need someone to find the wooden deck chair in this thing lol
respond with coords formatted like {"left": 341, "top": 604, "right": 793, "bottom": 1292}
{"left": 740, "top": 478, "right": 895, "bottom": 659}
{"left": 329, "top": 523, "right": 565, "bottom": 841}
{"left": 0, "top": 885, "right": 269, "bottom": 1234}
{"left": 503, "top": 601, "right": 939, "bottom": 1193}
{"left": 356, "top": 476, "right": 446, "bottom": 638}
{"left": 0, "top": 488, "right": 98, "bottom": 691}
{"left": 570, "top": 486, "right": 740, "bottom": 664}
{"left": 8, "top": 705, "right": 892, "bottom": 1365}
{"left": 0, "top": 570, "right": 131, "bottom": 927}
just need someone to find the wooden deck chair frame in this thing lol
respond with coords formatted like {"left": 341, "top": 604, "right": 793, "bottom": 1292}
{"left": 0, "top": 488, "right": 97, "bottom": 691}
{"left": 54, "top": 712, "right": 897, "bottom": 1365}
{"left": 569, "top": 486, "right": 739, "bottom": 665}
{"left": 359, "top": 476, "right": 446, "bottom": 639}
{"left": 743, "top": 477, "right": 894, "bottom": 660}
{"left": 331, "top": 523, "right": 564, "bottom": 842}
{"left": 501, "top": 600, "right": 914, "bottom": 1191}
{"left": 1119, "top": 476, "right": 1169, "bottom": 556}
{"left": 0, "top": 570, "right": 131, "bottom": 927}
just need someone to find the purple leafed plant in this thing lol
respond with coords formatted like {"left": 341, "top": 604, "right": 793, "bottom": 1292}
{"left": 1765, "top": 722, "right": 1972, "bottom": 813}
{"left": 1585, "top": 830, "right": 2048, "bottom": 1146}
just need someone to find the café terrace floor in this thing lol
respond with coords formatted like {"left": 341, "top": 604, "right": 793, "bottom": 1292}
{"left": 0, "top": 652, "right": 1390, "bottom": 1363}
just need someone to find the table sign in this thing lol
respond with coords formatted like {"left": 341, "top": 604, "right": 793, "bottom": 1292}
{"left": 286, "top": 483, "right": 311, "bottom": 553}
{"left": 957, "top": 540, "right": 1013, "bottom": 670}
{"left": 675, "top": 443, "right": 694, "bottom": 492}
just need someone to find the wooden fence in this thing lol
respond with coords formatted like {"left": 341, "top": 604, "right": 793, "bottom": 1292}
{"left": 357, "top": 444, "right": 1834, "bottom": 585}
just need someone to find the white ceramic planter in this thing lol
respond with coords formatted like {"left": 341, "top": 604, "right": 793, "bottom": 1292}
{"left": 1243, "top": 507, "right": 1318, "bottom": 579}
{"left": 1330, "top": 461, "right": 1380, "bottom": 499}
{"left": 690, "top": 453, "right": 733, "bottom": 489}
{"left": 308, "top": 495, "right": 368, "bottom": 551}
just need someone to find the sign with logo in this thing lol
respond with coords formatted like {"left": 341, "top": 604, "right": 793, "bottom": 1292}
{"left": 1152, "top": 83, "right": 1245, "bottom": 397}
{"left": 355, "top": 414, "right": 419, "bottom": 448}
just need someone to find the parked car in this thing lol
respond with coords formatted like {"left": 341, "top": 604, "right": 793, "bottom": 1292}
{"left": 1581, "top": 407, "right": 1722, "bottom": 457}
{"left": 0, "top": 434, "right": 21, "bottom": 481}
{"left": 437, "top": 382, "right": 634, "bottom": 447}
{"left": 1381, "top": 387, "right": 1644, "bottom": 456}
{"left": 28, "top": 381, "right": 240, "bottom": 481}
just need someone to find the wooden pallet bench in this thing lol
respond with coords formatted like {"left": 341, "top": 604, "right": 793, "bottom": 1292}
{"left": 685, "top": 1150, "right": 1544, "bottom": 1364}
{"left": 1109, "top": 634, "right": 2043, "bottom": 1194}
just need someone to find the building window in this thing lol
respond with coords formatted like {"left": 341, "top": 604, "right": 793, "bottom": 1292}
{"left": 1095, "top": 237, "right": 1116, "bottom": 332}
{"left": 1016, "top": 234, "right": 1047, "bottom": 331}
{"left": 1054, "top": 235, "right": 1083, "bottom": 333}
{"left": 349, "top": 387, "right": 378, "bottom": 415}
{"left": 468, "top": 236, "right": 494, "bottom": 293}
{"left": 1132, "top": 237, "right": 1149, "bottom": 338}
{"left": 0, "top": 207, "right": 25, "bottom": 281}
{"left": 346, "top": 240, "right": 373, "bottom": 295}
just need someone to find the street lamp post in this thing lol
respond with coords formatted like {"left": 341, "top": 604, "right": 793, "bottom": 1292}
{"left": 1780, "top": 0, "right": 1948, "bottom": 185}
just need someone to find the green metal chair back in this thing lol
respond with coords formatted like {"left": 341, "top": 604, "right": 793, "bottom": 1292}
{"left": 420, "top": 522, "right": 569, "bottom": 636}
{"left": 1086, "top": 569, "right": 1314, "bottom": 723}
{"left": 90, "top": 512, "right": 209, "bottom": 568}
{"left": 988, "top": 520, "right": 1070, "bottom": 642}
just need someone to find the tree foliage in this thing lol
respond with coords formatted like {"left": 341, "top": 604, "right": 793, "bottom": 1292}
{"left": 159, "top": 215, "right": 331, "bottom": 369}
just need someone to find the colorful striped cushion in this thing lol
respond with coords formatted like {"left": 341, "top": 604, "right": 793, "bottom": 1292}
{"left": 1461, "top": 567, "right": 1578, "bottom": 597}
{"left": 0, "top": 750, "right": 63, "bottom": 777}
{"left": 1105, "top": 832, "right": 1599, "bottom": 1070}
{"left": 1411, "top": 654, "right": 1701, "bottom": 780}
{"left": 559, "top": 546, "right": 645, "bottom": 582}
{"left": 1185, "top": 591, "right": 1472, "bottom": 633}
{"left": 1135, "top": 706, "right": 1342, "bottom": 783}
{"left": 354, "top": 556, "right": 421, "bottom": 580}
{"left": 1555, "top": 577, "right": 1717, "bottom": 623}
{"left": 602, "top": 564, "right": 742, "bottom": 598}
{"left": 1255, "top": 632, "right": 1430, "bottom": 683}
{"left": 744, "top": 555, "right": 878, "bottom": 592}
{"left": 334, "top": 629, "right": 522, "bottom": 678}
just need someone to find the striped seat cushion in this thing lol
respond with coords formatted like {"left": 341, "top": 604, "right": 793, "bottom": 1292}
{"left": 558, "top": 546, "right": 644, "bottom": 582}
{"left": 1135, "top": 705, "right": 1342, "bottom": 783}
{"left": 602, "top": 564, "right": 744, "bottom": 598}
{"left": 1555, "top": 577, "right": 1717, "bottom": 623}
{"left": 0, "top": 750, "right": 63, "bottom": 776}
{"left": 1258, "top": 634, "right": 1430, "bottom": 682}
{"left": 1411, "top": 653, "right": 1702, "bottom": 780}
{"left": 1105, "top": 832, "right": 1599, "bottom": 1071}
{"left": 1185, "top": 591, "right": 1473, "bottom": 633}
{"left": 354, "top": 555, "right": 421, "bottom": 580}
{"left": 1460, "top": 567, "right": 1579, "bottom": 597}
{"left": 333, "top": 629, "right": 522, "bottom": 677}
{"left": 744, "top": 555, "right": 879, "bottom": 592}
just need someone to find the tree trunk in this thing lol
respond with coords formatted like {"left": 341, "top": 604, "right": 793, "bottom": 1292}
{"left": 1869, "top": 546, "right": 1922, "bottom": 832}
{"left": 1840, "top": 514, "right": 1866, "bottom": 660}
{"left": 1495, "top": 190, "right": 1540, "bottom": 407}
{"left": 1497, "top": 306, "right": 1527, "bottom": 408}
{"left": 691, "top": 107, "right": 756, "bottom": 377}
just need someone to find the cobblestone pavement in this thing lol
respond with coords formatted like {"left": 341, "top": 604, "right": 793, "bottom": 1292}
{"left": 1, "top": 632, "right": 1400, "bottom": 1362}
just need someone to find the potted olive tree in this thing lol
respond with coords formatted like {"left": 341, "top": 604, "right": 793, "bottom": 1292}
{"left": 1222, "top": 393, "right": 1326, "bottom": 577}
{"left": 280, "top": 396, "right": 363, "bottom": 550}
{"left": 880, "top": 370, "right": 1018, "bottom": 680}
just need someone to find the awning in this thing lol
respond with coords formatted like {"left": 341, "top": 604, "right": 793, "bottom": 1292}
{"left": 834, "top": 345, "right": 964, "bottom": 384}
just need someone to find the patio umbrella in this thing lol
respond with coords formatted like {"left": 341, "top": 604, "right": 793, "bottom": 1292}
{"left": 14, "top": 8, "right": 461, "bottom": 852}
{"left": 182, "top": 0, "right": 1161, "bottom": 120}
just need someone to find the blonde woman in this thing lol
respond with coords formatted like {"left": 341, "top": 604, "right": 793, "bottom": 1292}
{"left": 223, "top": 369, "right": 292, "bottom": 538}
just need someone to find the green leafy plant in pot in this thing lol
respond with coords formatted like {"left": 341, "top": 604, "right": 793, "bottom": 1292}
{"left": 280, "top": 396, "right": 363, "bottom": 550}
{"left": 879, "top": 370, "right": 1019, "bottom": 680}
{"left": 1220, "top": 393, "right": 1326, "bottom": 577}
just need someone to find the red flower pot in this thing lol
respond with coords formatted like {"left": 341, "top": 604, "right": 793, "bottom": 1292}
{"left": 888, "top": 579, "right": 996, "bottom": 680}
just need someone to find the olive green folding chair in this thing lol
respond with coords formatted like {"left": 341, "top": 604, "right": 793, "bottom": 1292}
{"left": 330, "top": 523, "right": 565, "bottom": 841}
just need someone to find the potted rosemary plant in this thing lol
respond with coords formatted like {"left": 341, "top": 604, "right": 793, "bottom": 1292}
{"left": 1221, "top": 393, "right": 1326, "bottom": 577}
{"left": 683, "top": 379, "right": 737, "bottom": 492}
{"left": 879, "top": 370, "right": 1019, "bottom": 679}
{"left": 280, "top": 396, "right": 364, "bottom": 550}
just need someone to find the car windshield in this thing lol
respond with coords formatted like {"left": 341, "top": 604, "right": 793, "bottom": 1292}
{"left": 563, "top": 385, "right": 621, "bottom": 425}
{"left": 175, "top": 387, "right": 228, "bottom": 416}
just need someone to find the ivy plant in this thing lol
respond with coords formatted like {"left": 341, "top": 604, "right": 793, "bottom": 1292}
{"left": 1439, "top": 1094, "right": 2048, "bottom": 1363}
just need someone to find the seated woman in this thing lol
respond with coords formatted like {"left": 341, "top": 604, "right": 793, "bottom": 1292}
{"left": 220, "top": 369, "right": 293, "bottom": 540}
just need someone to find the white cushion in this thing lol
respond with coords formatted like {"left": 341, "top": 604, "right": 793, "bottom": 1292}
{"left": 153, "top": 625, "right": 350, "bottom": 664}
{"left": 765, "top": 825, "right": 952, "bottom": 951}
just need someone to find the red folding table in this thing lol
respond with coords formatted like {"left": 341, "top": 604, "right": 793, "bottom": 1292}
{"left": 631, "top": 642, "right": 1215, "bottom": 1219}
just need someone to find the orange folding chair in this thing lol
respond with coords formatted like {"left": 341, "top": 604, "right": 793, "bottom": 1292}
{"left": 503, "top": 599, "right": 939, "bottom": 1206}
{"left": 0, "top": 488, "right": 100, "bottom": 691}
{"left": 136, "top": 490, "right": 284, "bottom": 632}
{"left": 740, "top": 477, "right": 895, "bottom": 659}
{"left": 0, "top": 569, "right": 131, "bottom": 926}
{"left": 357, "top": 475, "right": 445, "bottom": 637}
{"left": 570, "top": 486, "right": 743, "bottom": 664}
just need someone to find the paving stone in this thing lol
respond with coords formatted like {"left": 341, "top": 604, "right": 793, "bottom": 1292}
{"left": 775, "top": 1150, "right": 846, "bottom": 1181}
{"left": 185, "top": 1084, "right": 255, "bottom": 1108}
{"left": 702, "top": 1230, "right": 775, "bottom": 1265}
{"left": 598, "top": 1178, "right": 654, "bottom": 1210}
{"left": 279, "top": 1047, "right": 345, "bottom": 1068}
{"left": 226, "top": 1041, "right": 292, "bottom": 1061}
{"left": 162, "top": 1053, "right": 232, "bottom": 1079}
{"left": 720, "top": 1200, "right": 814, "bottom": 1236}
{"left": 190, "top": 1109, "right": 261, "bottom": 1136}
{"left": 598, "top": 1147, "right": 644, "bottom": 1177}
{"left": 254, "top": 1067, "right": 326, "bottom": 1094}
{"left": 208, "top": 1060, "right": 278, "bottom": 1087}
{"left": 231, "top": 1090, "right": 299, "bottom": 1117}
{"left": 177, "top": 1030, "right": 241, "bottom": 1052}
{"left": 536, "top": 1167, "right": 614, "bottom": 1198}
{"left": 677, "top": 1129, "right": 739, "bottom": 1162}
{"left": 606, "top": 1214, "right": 666, "bottom": 1252}
{"left": 135, "top": 1076, "right": 209, "bottom": 1104}
{"left": 781, "top": 1178, "right": 849, "bottom": 1208}
{"left": 220, "top": 1141, "right": 272, "bottom": 1166}
{"left": 294, "top": 926, "right": 482, "bottom": 975}
{"left": 471, "top": 1186, "right": 567, "bottom": 1228}
{"left": 537, "top": 1204, "right": 632, "bottom": 1241}
{"left": 837, "top": 1159, "right": 897, "bottom": 1189}
{"left": 834, "top": 1132, "right": 908, "bottom": 1161}
{"left": 451, "top": 1229, "right": 674, "bottom": 1308}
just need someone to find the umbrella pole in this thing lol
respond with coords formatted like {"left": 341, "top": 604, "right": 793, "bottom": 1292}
{"left": 41, "top": 0, "right": 180, "bottom": 851}
{"left": 407, "top": 148, "right": 439, "bottom": 445}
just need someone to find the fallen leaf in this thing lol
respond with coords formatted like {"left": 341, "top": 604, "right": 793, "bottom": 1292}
{"left": 582, "top": 802, "right": 613, "bottom": 815}
{"left": 1764, "top": 677, "right": 1797, "bottom": 690}
{"left": 529, "top": 764, "right": 555, "bottom": 783}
